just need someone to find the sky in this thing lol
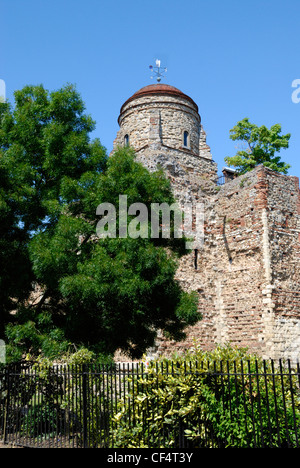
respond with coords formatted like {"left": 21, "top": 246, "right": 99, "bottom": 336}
{"left": 1, "top": 0, "right": 300, "bottom": 177}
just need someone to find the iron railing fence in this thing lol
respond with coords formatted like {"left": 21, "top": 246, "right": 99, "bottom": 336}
{"left": 0, "top": 360, "right": 300, "bottom": 448}
{"left": 215, "top": 175, "right": 225, "bottom": 186}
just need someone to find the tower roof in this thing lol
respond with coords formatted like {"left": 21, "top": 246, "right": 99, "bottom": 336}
{"left": 119, "top": 83, "right": 198, "bottom": 114}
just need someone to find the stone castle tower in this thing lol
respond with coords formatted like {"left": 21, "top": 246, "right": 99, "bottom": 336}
{"left": 113, "top": 84, "right": 217, "bottom": 203}
{"left": 113, "top": 83, "right": 300, "bottom": 363}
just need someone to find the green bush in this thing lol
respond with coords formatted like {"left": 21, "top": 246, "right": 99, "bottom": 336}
{"left": 7, "top": 350, "right": 114, "bottom": 444}
{"left": 21, "top": 405, "right": 60, "bottom": 438}
{"left": 110, "top": 344, "right": 300, "bottom": 448}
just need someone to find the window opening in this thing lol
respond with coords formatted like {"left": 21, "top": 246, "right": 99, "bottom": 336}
{"left": 183, "top": 131, "right": 189, "bottom": 147}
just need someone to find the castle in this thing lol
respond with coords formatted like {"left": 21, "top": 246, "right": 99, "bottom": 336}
{"left": 113, "top": 82, "right": 300, "bottom": 363}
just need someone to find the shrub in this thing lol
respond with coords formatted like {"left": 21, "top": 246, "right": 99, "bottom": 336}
{"left": 110, "top": 344, "right": 300, "bottom": 448}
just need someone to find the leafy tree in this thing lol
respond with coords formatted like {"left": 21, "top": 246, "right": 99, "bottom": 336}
{"left": 0, "top": 101, "right": 33, "bottom": 338}
{"left": 0, "top": 85, "right": 199, "bottom": 361}
{"left": 225, "top": 117, "right": 291, "bottom": 174}
{"left": 25, "top": 147, "right": 199, "bottom": 359}
{"left": 0, "top": 83, "right": 106, "bottom": 359}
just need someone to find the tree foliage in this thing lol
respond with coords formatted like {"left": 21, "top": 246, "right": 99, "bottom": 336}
{"left": 0, "top": 84, "right": 199, "bottom": 362}
{"left": 225, "top": 117, "right": 291, "bottom": 174}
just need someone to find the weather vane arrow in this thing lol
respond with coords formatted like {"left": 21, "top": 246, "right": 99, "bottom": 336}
{"left": 149, "top": 59, "right": 167, "bottom": 83}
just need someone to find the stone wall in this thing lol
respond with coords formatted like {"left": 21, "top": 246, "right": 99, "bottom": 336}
{"left": 265, "top": 171, "right": 300, "bottom": 361}
{"left": 156, "top": 167, "right": 267, "bottom": 357}
{"left": 154, "top": 166, "right": 300, "bottom": 363}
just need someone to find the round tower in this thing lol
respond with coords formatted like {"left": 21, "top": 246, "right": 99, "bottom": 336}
{"left": 113, "top": 83, "right": 217, "bottom": 185}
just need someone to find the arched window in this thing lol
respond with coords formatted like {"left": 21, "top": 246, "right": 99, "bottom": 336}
{"left": 124, "top": 134, "right": 129, "bottom": 146}
{"left": 183, "top": 131, "right": 189, "bottom": 148}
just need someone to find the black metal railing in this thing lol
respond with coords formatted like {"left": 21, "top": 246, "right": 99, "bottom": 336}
{"left": 215, "top": 175, "right": 225, "bottom": 186}
{"left": 1, "top": 360, "right": 300, "bottom": 448}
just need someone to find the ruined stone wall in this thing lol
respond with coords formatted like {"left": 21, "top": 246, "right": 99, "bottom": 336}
{"left": 155, "top": 167, "right": 268, "bottom": 357}
{"left": 154, "top": 166, "right": 300, "bottom": 363}
{"left": 264, "top": 171, "right": 300, "bottom": 361}
{"left": 135, "top": 145, "right": 217, "bottom": 206}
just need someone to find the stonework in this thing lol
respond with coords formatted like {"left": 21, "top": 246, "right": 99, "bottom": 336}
{"left": 113, "top": 83, "right": 218, "bottom": 201}
{"left": 113, "top": 83, "right": 300, "bottom": 363}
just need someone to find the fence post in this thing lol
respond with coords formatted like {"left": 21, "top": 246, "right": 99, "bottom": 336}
{"left": 3, "top": 366, "right": 10, "bottom": 445}
{"left": 82, "top": 364, "right": 88, "bottom": 448}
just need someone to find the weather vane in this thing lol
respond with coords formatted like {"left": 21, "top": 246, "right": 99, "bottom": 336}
{"left": 149, "top": 59, "right": 167, "bottom": 82}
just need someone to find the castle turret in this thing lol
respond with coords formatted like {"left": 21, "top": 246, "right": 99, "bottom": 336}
{"left": 113, "top": 84, "right": 217, "bottom": 198}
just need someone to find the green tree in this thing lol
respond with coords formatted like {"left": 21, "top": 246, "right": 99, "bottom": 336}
{"left": 225, "top": 117, "right": 291, "bottom": 174}
{"left": 0, "top": 101, "right": 34, "bottom": 338}
{"left": 0, "top": 85, "right": 199, "bottom": 361}
{"left": 0, "top": 83, "right": 106, "bottom": 359}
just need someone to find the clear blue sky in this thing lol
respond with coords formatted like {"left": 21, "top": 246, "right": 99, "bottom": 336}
{"left": 1, "top": 0, "right": 300, "bottom": 177}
